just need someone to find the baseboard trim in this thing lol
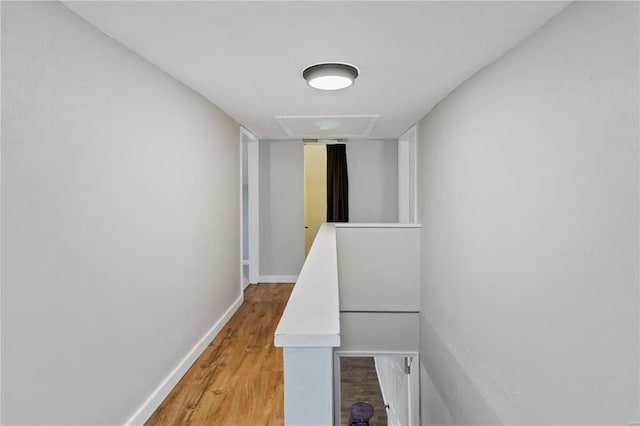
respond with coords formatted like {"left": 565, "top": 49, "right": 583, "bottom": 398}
{"left": 124, "top": 294, "right": 244, "bottom": 426}
{"left": 259, "top": 275, "right": 298, "bottom": 283}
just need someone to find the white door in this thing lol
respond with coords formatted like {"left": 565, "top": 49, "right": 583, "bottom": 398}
{"left": 374, "top": 356, "right": 420, "bottom": 426}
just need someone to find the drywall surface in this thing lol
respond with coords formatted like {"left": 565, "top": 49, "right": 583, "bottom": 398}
{"left": 336, "top": 225, "right": 420, "bottom": 312}
{"left": 258, "top": 139, "right": 398, "bottom": 276}
{"left": 417, "top": 2, "right": 639, "bottom": 424}
{"left": 339, "top": 313, "right": 419, "bottom": 353}
{"left": 420, "top": 363, "right": 454, "bottom": 426}
{"left": 1, "top": 2, "right": 240, "bottom": 424}
{"left": 347, "top": 139, "right": 399, "bottom": 223}
{"left": 259, "top": 140, "right": 305, "bottom": 277}
{"left": 283, "top": 347, "right": 334, "bottom": 426}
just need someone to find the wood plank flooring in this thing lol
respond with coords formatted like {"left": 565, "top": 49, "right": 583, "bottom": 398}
{"left": 340, "top": 357, "right": 388, "bottom": 426}
{"left": 146, "top": 283, "right": 293, "bottom": 426}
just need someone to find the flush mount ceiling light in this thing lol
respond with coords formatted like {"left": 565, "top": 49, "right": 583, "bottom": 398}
{"left": 302, "top": 63, "right": 359, "bottom": 91}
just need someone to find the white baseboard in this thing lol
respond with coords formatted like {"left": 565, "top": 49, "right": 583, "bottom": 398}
{"left": 259, "top": 275, "right": 298, "bottom": 283}
{"left": 124, "top": 294, "right": 244, "bottom": 426}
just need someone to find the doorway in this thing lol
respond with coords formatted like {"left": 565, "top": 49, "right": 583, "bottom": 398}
{"left": 335, "top": 353, "right": 420, "bottom": 426}
{"left": 304, "top": 144, "right": 327, "bottom": 257}
{"left": 240, "top": 127, "right": 259, "bottom": 289}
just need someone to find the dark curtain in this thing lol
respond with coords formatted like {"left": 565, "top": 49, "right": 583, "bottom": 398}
{"left": 326, "top": 144, "right": 349, "bottom": 222}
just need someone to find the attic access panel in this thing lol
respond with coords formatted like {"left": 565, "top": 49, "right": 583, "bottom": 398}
{"left": 275, "top": 115, "right": 379, "bottom": 138}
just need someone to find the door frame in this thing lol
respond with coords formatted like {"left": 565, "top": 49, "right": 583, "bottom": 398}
{"left": 240, "top": 127, "right": 260, "bottom": 288}
{"left": 334, "top": 351, "right": 420, "bottom": 426}
{"left": 398, "top": 125, "right": 417, "bottom": 224}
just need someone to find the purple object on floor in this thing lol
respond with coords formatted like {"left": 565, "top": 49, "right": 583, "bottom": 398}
{"left": 349, "top": 401, "right": 374, "bottom": 424}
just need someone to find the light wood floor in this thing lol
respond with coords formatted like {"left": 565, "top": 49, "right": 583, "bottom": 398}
{"left": 146, "top": 283, "right": 293, "bottom": 426}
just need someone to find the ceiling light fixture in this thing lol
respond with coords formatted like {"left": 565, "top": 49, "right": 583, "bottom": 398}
{"left": 302, "top": 63, "right": 359, "bottom": 91}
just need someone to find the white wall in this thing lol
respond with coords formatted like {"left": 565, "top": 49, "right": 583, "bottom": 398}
{"left": 347, "top": 139, "right": 398, "bottom": 223}
{"left": 417, "top": 2, "right": 639, "bottom": 425}
{"left": 283, "top": 347, "right": 334, "bottom": 426}
{"left": 339, "top": 313, "right": 419, "bottom": 353}
{"left": 336, "top": 225, "right": 420, "bottom": 312}
{"left": 259, "top": 140, "right": 305, "bottom": 279}
{"left": 258, "top": 140, "right": 399, "bottom": 278}
{"left": 419, "top": 363, "right": 454, "bottom": 426}
{"left": 1, "top": 2, "right": 240, "bottom": 425}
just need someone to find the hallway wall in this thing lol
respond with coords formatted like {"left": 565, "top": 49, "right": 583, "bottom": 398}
{"left": 1, "top": 2, "right": 240, "bottom": 424}
{"left": 259, "top": 139, "right": 400, "bottom": 278}
{"left": 347, "top": 139, "right": 399, "bottom": 223}
{"left": 416, "top": 2, "right": 639, "bottom": 424}
{"left": 259, "top": 140, "right": 305, "bottom": 280}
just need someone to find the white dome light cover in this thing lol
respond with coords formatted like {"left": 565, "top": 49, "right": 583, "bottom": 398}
{"left": 303, "top": 63, "right": 359, "bottom": 91}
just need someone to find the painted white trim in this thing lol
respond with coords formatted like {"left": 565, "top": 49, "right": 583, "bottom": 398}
{"left": 244, "top": 128, "right": 260, "bottom": 285}
{"left": 334, "top": 223, "right": 421, "bottom": 228}
{"left": 239, "top": 127, "right": 245, "bottom": 295}
{"left": 398, "top": 125, "right": 417, "bottom": 224}
{"left": 274, "top": 116, "right": 294, "bottom": 136}
{"left": 373, "top": 360, "right": 394, "bottom": 425}
{"left": 408, "top": 354, "right": 420, "bottom": 426}
{"left": 398, "top": 135, "right": 410, "bottom": 223}
{"left": 274, "top": 114, "right": 379, "bottom": 138}
{"left": 363, "top": 115, "right": 380, "bottom": 137}
{"left": 124, "top": 295, "right": 243, "bottom": 426}
{"left": 259, "top": 275, "right": 298, "bottom": 283}
{"left": 411, "top": 125, "right": 418, "bottom": 223}
{"left": 335, "top": 350, "right": 419, "bottom": 358}
{"left": 0, "top": 2, "right": 3, "bottom": 418}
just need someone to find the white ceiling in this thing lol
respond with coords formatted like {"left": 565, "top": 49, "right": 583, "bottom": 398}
{"left": 64, "top": 1, "right": 569, "bottom": 139}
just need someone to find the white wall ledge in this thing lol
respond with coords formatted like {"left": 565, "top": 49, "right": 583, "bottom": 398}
{"left": 334, "top": 222, "right": 422, "bottom": 228}
{"left": 274, "top": 223, "right": 340, "bottom": 348}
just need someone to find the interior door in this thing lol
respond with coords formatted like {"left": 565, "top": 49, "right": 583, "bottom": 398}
{"left": 304, "top": 144, "right": 327, "bottom": 257}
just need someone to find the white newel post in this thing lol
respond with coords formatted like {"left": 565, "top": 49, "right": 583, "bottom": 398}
{"left": 283, "top": 347, "right": 334, "bottom": 425}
